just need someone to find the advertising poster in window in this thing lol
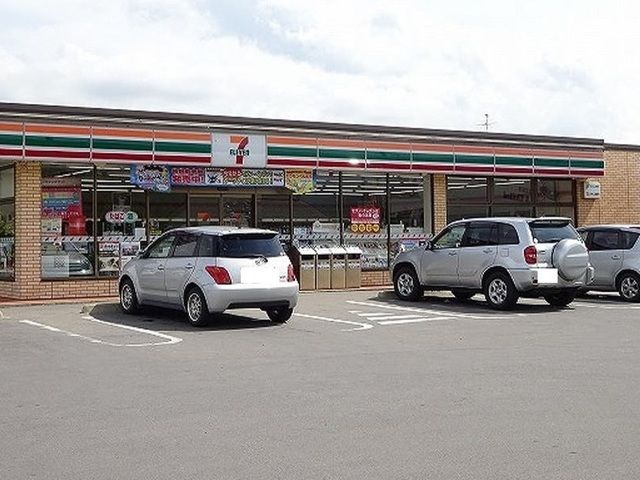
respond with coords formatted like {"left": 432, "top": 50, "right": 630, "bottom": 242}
{"left": 350, "top": 207, "right": 381, "bottom": 233}
{"left": 41, "top": 178, "right": 83, "bottom": 221}
{"left": 285, "top": 170, "right": 316, "bottom": 194}
{"left": 98, "top": 241, "right": 120, "bottom": 275}
{"left": 130, "top": 165, "right": 171, "bottom": 192}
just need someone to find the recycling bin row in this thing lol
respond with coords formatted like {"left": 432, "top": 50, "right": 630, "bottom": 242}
{"left": 293, "top": 246, "right": 362, "bottom": 290}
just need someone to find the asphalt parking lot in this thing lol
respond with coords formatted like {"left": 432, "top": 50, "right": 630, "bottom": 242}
{"left": 2, "top": 290, "right": 640, "bottom": 479}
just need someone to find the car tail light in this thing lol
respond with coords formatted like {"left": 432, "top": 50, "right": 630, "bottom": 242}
{"left": 205, "top": 266, "right": 232, "bottom": 285}
{"left": 524, "top": 245, "right": 537, "bottom": 265}
{"left": 287, "top": 264, "right": 296, "bottom": 282}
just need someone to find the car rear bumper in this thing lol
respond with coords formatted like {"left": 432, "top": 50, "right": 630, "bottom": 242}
{"left": 510, "top": 266, "right": 594, "bottom": 292}
{"left": 202, "top": 282, "right": 299, "bottom": 313}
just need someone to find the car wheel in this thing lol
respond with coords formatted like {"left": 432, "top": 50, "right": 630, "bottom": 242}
{"left": 119, "top": 279, "right": 140, "bottom": 314}
{"left": 618, "top": 272, "right": 640, "bottom": 302}
{"left": 484, "top": 272, "right": 518, "bottom": 310}
{"left": 185, "top": 287, "right": 210, "bottom": 327}
{"left": 394, "top": 266, "right": 423, "bottom": 302}
{"left": 451, "top": 289, "right": 475, "bottom": 301}
{"left": 266, "top": 307, "right": 293, "bottom": 324}
{"left": 543, "top": 291, "right": 576, "bottom": 308}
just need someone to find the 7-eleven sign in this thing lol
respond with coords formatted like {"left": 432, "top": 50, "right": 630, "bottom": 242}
{"left": 212, "top": 133, "right": 267, "bottom": 168}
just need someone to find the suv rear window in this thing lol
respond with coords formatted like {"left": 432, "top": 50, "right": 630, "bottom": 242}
{"left": 528, "top": 220, "right": 580, "bottom": 243}
{"left": 199, "top": 233, "right": 284, "bottom": 258}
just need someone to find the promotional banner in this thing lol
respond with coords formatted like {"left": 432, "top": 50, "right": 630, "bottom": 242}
{"left": 170, "top": 167, "right": 284, "bottom": 187}
{"left": 130, "top": 165, "right": 171, "bottom": 192}
{"left": 41, "top": 178, "right": 83, "bottom": 219}
{"left": 285, "top": 169, "right": 316, "bottom": 194}
{"left": 212, "top": 133, "right": 267, "bottom": 168}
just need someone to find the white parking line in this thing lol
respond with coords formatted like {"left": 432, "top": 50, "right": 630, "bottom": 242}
{"left": 573, "top": 302, "right": 640, "bottom": 310}
{"left": 20, "top": 317, "right": 182, "bottom": 347}
{"left": 378, "top": 316, "right": 450, "bottom": 325}
{"left": 346, "top": 300, "right": 511, "bottom": 319}
{"left": 293, "top": 313, "right": 373, "bottom": 331}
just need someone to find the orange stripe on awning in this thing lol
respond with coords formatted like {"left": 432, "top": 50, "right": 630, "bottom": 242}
{"left": 0, "top": 122, "right": 23, "bottom": 133}
{"left": 154, "top": 130, "right": 210, "bottom": 141}
{"left": 365, "top": 140, "right": 411, "bottom": 151}
{"left": 455, "top": 145, "right": 495, "bottom": 154}
{"left": 267, "top": 136, "right": 317, "bottom": 147}
{"left": 92, "top": 127, "right": 154, "bottom": 139}
{"left": 26, "top": 124, "right": 90, "bottom": 135}
{"left": 318, "top": 138, "right": 366, "bottom": 149}
{"left": 230, "top": 135, "right": 248, "bottom": 144}
{"left": 411, "top": 143, "right": 454, "bottom": 153}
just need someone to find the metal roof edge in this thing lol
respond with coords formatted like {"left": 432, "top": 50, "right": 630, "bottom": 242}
{"left": 604, "top": 143, "right": 640, "bottom": 152}
{"left": 0, "top": 101, "right": 605, "bottom": 148}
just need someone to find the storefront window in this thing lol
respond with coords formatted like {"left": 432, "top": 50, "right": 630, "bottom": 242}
{"left": 293, "top": 171, "right": 339, "bottom": 246}
{"left": 95, "top": 166, "right": 146, "bottom": 277}
{"left": 447, "top": 176, "right": 575, "bottom": 224}
{"left": 189, "top": 195, "right": 220, "bottom": 226}
{"left": 41, "top": 164, "right": 94, "bottom": 279}
{"left": 257, "top": 194, "right": 291, "bottom": 238}
{"left": 149, "top": 192, "right": 187, "bottom": 235}
{"left": 222, "top": 194, "right": 253, "bottom": 227}
{"left": 0, "top": 165, "right": 15, "bottom": 280}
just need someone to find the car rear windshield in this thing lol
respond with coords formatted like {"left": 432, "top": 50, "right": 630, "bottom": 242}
{"left": 200, "top": 233, "right": 284, "bottom": 258}
{"left": 528, "top": 221, "right": 580, "bottom": 243}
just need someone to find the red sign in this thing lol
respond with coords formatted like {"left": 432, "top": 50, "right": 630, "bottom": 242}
{"left": 350, "top": 207, "right": 380, "bottom": 224}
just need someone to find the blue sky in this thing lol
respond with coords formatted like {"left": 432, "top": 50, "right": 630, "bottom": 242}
{"left": 0, "top": 0, "right": 638, "bottom": 142}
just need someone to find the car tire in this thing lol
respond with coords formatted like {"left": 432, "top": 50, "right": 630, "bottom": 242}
{"left": 484, "top": 271, "right": 518, "bottom": 310}
{"left": 451, "top": 289, "right": 475, "bottom": 301}
{"left": 119, "top": 278, "right": 140, "bottom": 314}
{"left": 543, "top": 290, "right": 576, "bottom": 308}
{"left": 185, "top": 287, "right": 210, "bottom": 327}
{"left": 266, "top": 307, "right": 293, "bottom": 324}
{"left": 618, "top": 272, "right": 640, "bottom": 302}
{"left": 394, "top": 266, "right": 423, "bottom": 302}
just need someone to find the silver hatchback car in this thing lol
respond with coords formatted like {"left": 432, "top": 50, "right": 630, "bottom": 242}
{"left": 119, "top": 227, "right": 299, "bottom": 326}
{"left": 393, "top": 217, "right": 593, "bottom": 310}
{"left": 577, "top": 225, "right": 640, "bottom": 302}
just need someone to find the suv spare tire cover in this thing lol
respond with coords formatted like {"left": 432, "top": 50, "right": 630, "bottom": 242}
{"left": 552, "top": 239, "right": 589, "bottom": 281}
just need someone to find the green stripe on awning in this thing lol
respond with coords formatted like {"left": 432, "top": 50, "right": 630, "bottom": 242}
{"left": 412, "top": 152, "right": 454, "bottom": 163}
{"left": 535, "top": 158, "right": 569, "bottom": 168}
{"left": 0, "top": 134, "right": 22, "bottom": 146}
{"left": 155, "top": 141, "right": 211, "bottom": 154}
{"left": 455, "top": 154, "right": 494, "bottom": 165}
{"left": 267, "top": 146, "right": 318, "bottom": 158}
{"left": 571, "top": 160, "right": 605, "bottom": 169}
{"left": 319, "top": 148, "right": 365, "bottom": 160}
{"left": 495, "top": 156, "right": 533, "bottom": 166}
{"left": 366, "top": 150, "right": 411, "bottom": 162}
{"left": 93, "top": 138, "right": 153, "bottom": 151}
{"left": 26, "top": 135, "right": 90, "bottom": 149}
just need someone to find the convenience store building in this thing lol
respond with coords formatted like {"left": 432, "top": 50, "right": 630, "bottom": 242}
{"left": 0, "top": 102, "right": 635, "bottom": 301}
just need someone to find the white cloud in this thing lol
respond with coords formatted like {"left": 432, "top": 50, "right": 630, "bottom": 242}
{"left": 0, "top": 0, "right": 638, "bottom": 142}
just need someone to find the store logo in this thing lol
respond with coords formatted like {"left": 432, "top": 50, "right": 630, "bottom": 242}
{"left": 229, "top": 136, "right": 250, "bottom": 165}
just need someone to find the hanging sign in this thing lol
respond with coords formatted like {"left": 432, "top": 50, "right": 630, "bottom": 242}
{"left": 583, "top": 180, "right": 601, "bottom": 199}
{"left": 285, "top": 169, "right": 316, "bottom": 194}
{"left": 170, "top": 167, "right": 284, "bottom": 187}
{"left": 130, "top": 165, "right": 171, "bottom": 192}
{"left": 41, "top": 178, "right": 83, "bottom": 219}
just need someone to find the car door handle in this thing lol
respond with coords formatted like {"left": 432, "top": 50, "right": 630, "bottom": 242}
{"left": 185, "top": 264, "right": 194, "bottom": 270}
{"left": 448, "top": 251, "right": 458, "bottom": 256}
{"left": 611, "top": 255, "right": 621, "bottom": 260}
{"left": 482, "top": 248, "right": 493, "bottom": 254}
{"left": 157, "top": 265, "right": 165, "bottom": 271}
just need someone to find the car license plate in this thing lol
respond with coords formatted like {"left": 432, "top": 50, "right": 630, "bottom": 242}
{"left": 240, "top": 266, "right": 278, "bottom": 284}
{"left": 537, "top": 268, "right": 558, "bottom": 284}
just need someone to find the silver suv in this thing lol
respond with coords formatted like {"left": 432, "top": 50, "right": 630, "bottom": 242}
{"left": 577, "top": 225, "right": 640, "bottom": 302}
{"left": 392, "top": 217, "right": 593, "bottom": 310}
{"left": 119, "top": 227, "right": 299, "bottom": 326}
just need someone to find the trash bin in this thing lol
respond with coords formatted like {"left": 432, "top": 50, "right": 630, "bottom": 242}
{"left": 315, "top": 247, "right": 332, "bottom": 289}
{"left": 294, "top": 247, "right": 317, "bottom": 291}
{"left": 329, "top": 246, "right": 347, "bottom": 289}
{"left": 344, "top": 246, "right": 362, "bottom": 288}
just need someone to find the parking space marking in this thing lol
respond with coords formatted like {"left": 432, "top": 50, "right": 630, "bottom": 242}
{"left": 573, "top": 302, "right": 640, "bottom": 310}
{"left": 378, "top": 316, "right": 450, "bottom": 326}
{"left": 19, "top": 317, "right": 182, "bottom": 347}
{"left": 346, "top": 300, "right": 511, "bottom": 320}
{"left": 293, "top": 313, "right": 373, "bottom": 331}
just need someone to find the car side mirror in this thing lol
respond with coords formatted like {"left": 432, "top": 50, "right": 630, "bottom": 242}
{"left": 425, "top": 240, "right": 433, "bottom": 250}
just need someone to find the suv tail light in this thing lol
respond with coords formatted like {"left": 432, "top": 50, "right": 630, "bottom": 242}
{"left": 524, "top": 245, "right": 537, "bottom": 265}
{"left": 205, "top": 266, "right": 232, "bottom": 285}
{"left": 287, "top": 264, "right": 296, "bottom": 282}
